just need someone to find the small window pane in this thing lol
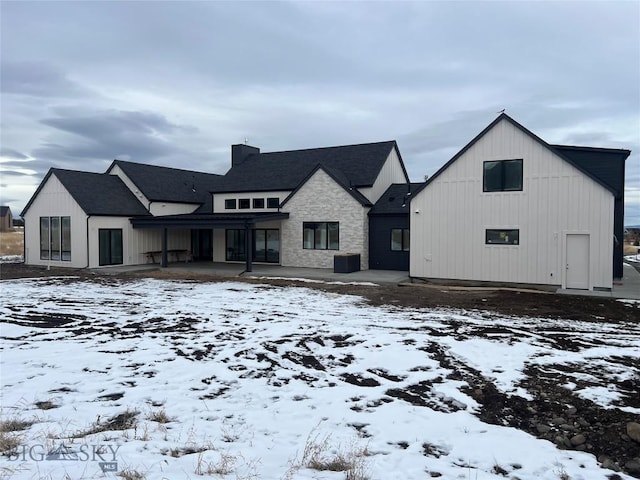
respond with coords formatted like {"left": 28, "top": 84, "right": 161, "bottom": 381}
{"left": 40, "top": 217, "right": 50, "bottom": 259}
{"left": 483, "top": 161, "right": 502, "bottom": 192}
{"left": 61, "top": 217, "right": 71, "bottom": 261}
{"left": 402, "top": 229, "right": 410, "bottom": 251}
{"left": 503, "top": 160, "right": 523, "bottom": 191}
{"left": 253, "top": 198, "right": 264, "bottom": 209}
{"left": 486, "top": 229, "right": 519, "bottom": 245}
{"left": 267, "top": 197, "right": 279, "bottom": 209}
{"left": 225, "top": 199, "right": 236, "bottom": 209}
{"left": 303, "top": 224, "right": 315, "bottom": 249}
{"left": 391, "top": 229, "right": 403, "bottom": 251}
{"left": 327, "top": 223, "right": 339, "bottom": 250}
{"left": 239, "top": 199, "right": 250, "bottom": 209}
{"left": 50, "top": 216, "right": 61, "bottom": 260}
{"left": 314, "top": 223, "right": 327, "bottom": 249}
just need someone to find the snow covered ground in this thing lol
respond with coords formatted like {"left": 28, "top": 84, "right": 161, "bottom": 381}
{"left": 1, "top": 277, "right": 638, "bottom": 480}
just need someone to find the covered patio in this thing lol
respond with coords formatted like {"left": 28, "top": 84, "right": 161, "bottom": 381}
{"left": 130, "top": 212, "right": 289, "bottom": 272}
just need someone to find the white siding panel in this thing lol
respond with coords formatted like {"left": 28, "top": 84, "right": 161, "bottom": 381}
{"left": 361, "top": 147, "right": 408, "bottom": 204}
{"left": 410, "top": 118, "right": 614, "bottom": 289}
{"left": 23, "top": 174, "right": 88, "bottom": 268}
{"left": 108, "top": 165, "right": 149, "bottom": 209}
{"left": 87, "top": 218, "right": 191, "bottom": 268}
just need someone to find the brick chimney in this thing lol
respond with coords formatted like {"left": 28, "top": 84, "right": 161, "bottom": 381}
{"left": 231, "top": 144, "right": 260, "bottom": 167}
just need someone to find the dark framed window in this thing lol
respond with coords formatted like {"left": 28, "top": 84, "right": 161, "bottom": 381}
{"left": 483, "top": 159, "right": 523, "bottom": 192}
{"left": 303, "top": 222, "right": 339, "bottom": 250}
{"left": 226, "top": 229, "right": 280, "bottom": 263}
{"left": 267, "top": 197, "right": 279, "bottom": 209}
{"left": 99, "top": 229, "right": 123, "bottom": 265}
{"left": 253, "top": 229, "right": 279, "bottom": 263}
{"left": 226, "top": 229, "right": 246, "bottom": 261}
{"left": 40, "top": 216, "right": 71, "bottom": 261}
{"left": 61, "top": 217, "right": 71, "bottom": 260}
{"left": 253, "top": 198, "right": 265, "bottom": 209}
{"left": 391, "top": 228, "right": 410, "bottom": 251}
{"left": 486, "top": 229, "right": 519, "bottom": 245}
{"left": 239, "top": 198, "right": 250, "bottom": 209}
{"left": 40, "top": 217, "right": 50, "bottom": 260}
{"left": 225, "top": 199, "right": 237, "bottom": 210}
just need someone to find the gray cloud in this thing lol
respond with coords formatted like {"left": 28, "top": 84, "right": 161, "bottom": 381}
{"left": 0, "top": 147, "right": 29, "bottom": 160}
{"left": 0, "top": 1, "right": 638, "bottom": 221}
{"left": 1, "top": 61, "right": 94, "bottom": 98}
{"left": 32, "top": 109, "right": 198, "bottom": 168}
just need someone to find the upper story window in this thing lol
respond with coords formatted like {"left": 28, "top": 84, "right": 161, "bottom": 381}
{"left": 267, "top": 197, "right": 279, "bottom": 209}
{"left": 239, "top": 198, "right": 250, "bottom": 209}
{"left": 483, "top": 159, "right": 523, "bottom": 192}
{"left": 225, "top": 199, "right": 237, "bottom": 210}
{"left": 253, "top": 198, "right": 265, "bottom": 209}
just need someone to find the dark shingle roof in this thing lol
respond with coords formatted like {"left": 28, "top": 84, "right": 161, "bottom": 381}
{"left": 550, "top": 145, "right": 628, "bottom": 198}
{"left": 369, "top": 183, "right": 424, "bottom": 215}
{"left": 55, "top": 170, "right": 151, "bottom": 216}
{"left": 217, "top": 141, "right": 402, "bottom": 193}
{"left": 22, "top": 169, "right": 150, "bottom": 217}
{"left": 109, "top": 160, "right": 224, "bottom": 204}
{"left": 280, "top": 164, "right": 373, "bottom": 208}
{"left": 0, "top": 206, "right": 11, "bottom": 217}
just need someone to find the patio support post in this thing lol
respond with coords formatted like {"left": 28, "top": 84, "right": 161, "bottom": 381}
{"left": 161, "top": 227, "right": 168, "bottom": 267}
{"left": 245, "top": 222, "right": 253, "bottom": 272}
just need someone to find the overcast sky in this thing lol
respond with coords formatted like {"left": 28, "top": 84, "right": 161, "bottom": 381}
{"left": 1, "top": 1, "right": 639, "bottom": 224}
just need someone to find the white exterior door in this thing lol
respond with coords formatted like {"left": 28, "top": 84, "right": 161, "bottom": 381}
{"left": 566, "top": 234, "right": 590, "bottom": 289}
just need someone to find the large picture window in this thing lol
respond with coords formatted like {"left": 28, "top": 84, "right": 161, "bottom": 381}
{"left": 99, "top": 229, "right": 123, "bottom": 265}
{"left": 486, "top": 229, "right": 519, "bottom": 245}
{"left": 391, "top": 228, "right": 410, "bottom": 251}
{"left": 40, "top": 216, "right": 71, "bottom": 261}
{"left": 226, "top": 229, "right": 280, "bottom": 263}
{"left": 483, "top": 159, "right": 523, "bottom": 192}
{"left": 303, "top": 222, "right": 339, "bottom": 250}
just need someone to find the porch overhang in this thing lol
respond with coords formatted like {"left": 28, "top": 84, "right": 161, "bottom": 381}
{"left": 129, "top": 212, "right": 289, "bottom": 271}
{"left": 129, "top": 212, "right": 289, "bottom": 229}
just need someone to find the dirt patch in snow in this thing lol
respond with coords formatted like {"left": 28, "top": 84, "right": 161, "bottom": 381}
{"left": 2, "top": 262, "right": 639, "bottom": 477}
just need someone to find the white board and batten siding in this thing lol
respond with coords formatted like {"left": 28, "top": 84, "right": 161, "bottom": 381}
{"left": 22, "top": 173, "right": 89, "bottom": 268}
{"left": 280, "top": 169, "right": 369, "bottom": 270}
{"left": 86, "top": 218, "right": 191, "bottom": 268}
{"left": 359, "top": 147, "right": 408, "bottom": 204}
{"left": 410, "top": 118, "right": 614, "bottom": 290}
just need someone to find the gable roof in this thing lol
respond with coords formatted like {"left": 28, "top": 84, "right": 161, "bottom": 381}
{"left": 0, "top": 206, "right": 11, "bottom": 217}
{"left": 217, "top": 141, "right": 403, "bottom": 193}
{"left": 21, "top": 169, "right": 150, "bottom": 217}
{"left": 107, "top": 160, "right": 224, "bottom": 204}
{"left": 413, "top": 113, "right": 630, "bottom": 198}
{"left": 280, "top": 164, "right": 373, "bottom": 208}
{"left": 369, "top": 183, "right": 424, "bottom": 215}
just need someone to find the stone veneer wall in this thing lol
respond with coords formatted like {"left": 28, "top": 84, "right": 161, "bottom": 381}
{"left": 280, "top": 169, "right": 369, "bottom": 270}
